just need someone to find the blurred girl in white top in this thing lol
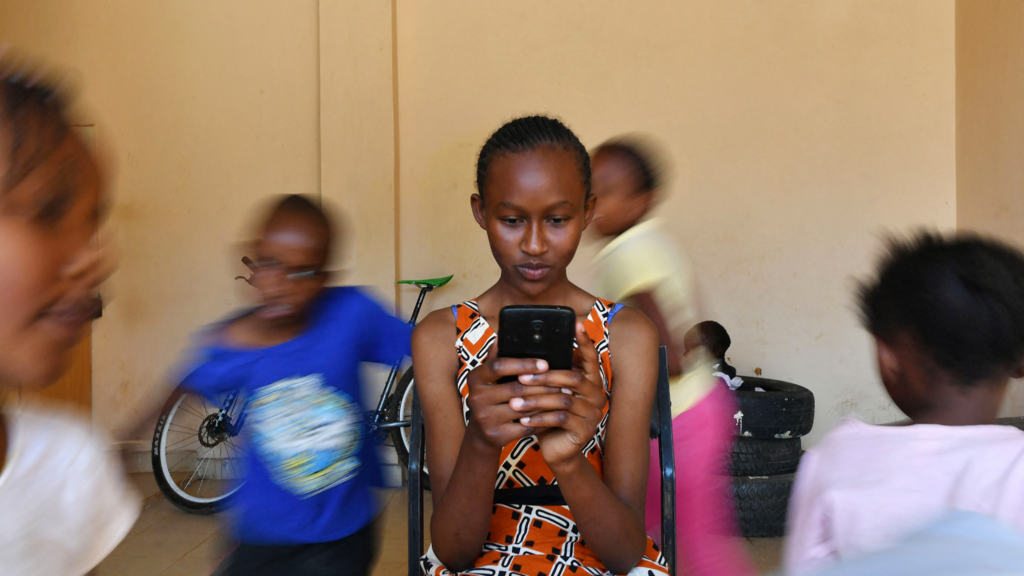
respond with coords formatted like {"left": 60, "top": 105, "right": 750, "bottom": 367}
{"left": 785, "top": 233, "right": 1024, "bottom": 575}
{"left": 0, "top": 56, "right": 138, "bottom": 575}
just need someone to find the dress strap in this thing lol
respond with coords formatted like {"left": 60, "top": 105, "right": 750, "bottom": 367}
{"left": 607, "top": 302, "right": 625, "bottom": 324}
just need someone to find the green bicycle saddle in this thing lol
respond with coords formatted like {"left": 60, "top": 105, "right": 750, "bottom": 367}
{"left": 397, "top": 274, "right": 454, "bottom": 288}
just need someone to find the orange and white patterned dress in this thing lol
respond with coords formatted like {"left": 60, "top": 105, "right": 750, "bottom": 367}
{"left": 421, "top": 299, "right": 669, "bottom": 576}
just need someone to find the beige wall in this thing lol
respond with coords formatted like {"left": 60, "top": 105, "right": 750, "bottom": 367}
{"left": 956, "top": 0, "right": 1024, "bottom": 414}
{"left": 1, "top": 1, "right": 960, "bottom": 445}
{"left": 395, "top": 0, "right": 957, "bottom": 444}
{"left": 0, "top": 1, "right": 322, "bottom": 438}
{"left": 319, "top": 0, "right": 397, "bottom": 300}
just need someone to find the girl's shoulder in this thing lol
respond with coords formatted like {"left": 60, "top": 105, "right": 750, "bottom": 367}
{"left": 412, "top": 305, "right": 460, "bottom": 343}
{"left": 606, "top": 304, "right": 657, "bottom": 338}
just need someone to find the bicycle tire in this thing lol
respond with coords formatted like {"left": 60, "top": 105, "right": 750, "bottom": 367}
{"left": 388, "top": 369, "right": 431, "bottom": 491}
{"left": 151, "top": 386, "right": 245, "bottom": 514}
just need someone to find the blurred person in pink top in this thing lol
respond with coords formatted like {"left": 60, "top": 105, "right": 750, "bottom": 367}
{"left": 784, "top": 233, "right": 1024, "bottom": 575}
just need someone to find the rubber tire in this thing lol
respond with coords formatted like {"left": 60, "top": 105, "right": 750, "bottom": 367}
{"left": 997, "top": 416, "right": 1024, "bottom": 432}
{"left": 730, "top": 473, "right": 795, "bottom": 538}
{"left": 388, "top": 369, "right": 431, "bottom": 491}
{"left": 733, "top": 378, "right": 814, "bottom": 440}
{"left": 151, "top": 387, "right": 219, "bottom": 515}
{"left": 730, "top": 437, "right": 803, "bottom": 476}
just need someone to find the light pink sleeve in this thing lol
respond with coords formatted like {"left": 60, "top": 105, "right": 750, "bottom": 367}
{"left": 783, "top": 449, "right": 837, "bottom": 576}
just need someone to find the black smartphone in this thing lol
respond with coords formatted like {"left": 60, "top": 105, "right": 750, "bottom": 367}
{"left": 497, "top": 305, "right": 576, "bottom": 382}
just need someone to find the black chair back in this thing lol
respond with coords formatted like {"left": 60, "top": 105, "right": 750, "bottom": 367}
{"left": 655, "top": 346, "right": 677, "bottom": 576}
{"left": 408, "top": 388, "right": 426, "bottom": 575}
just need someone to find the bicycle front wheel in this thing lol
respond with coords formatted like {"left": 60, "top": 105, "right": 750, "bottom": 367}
{"left": 388, "top": 369, "right": 430, "bottom": 490}
{"left": 151, "top": 387, "right": 246, "bottom": 514}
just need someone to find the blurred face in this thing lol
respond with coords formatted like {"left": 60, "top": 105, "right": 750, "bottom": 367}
{"left": 682, "top": 328, "right": 702, "bottom": 355}
{"left": 591, "top": 150, "right": 652, "bottom": 237}
{"left": 249, "top": 215, "right": 328, "bottom": 329}
{"left": 472, "top": 147, "right": 594, "bottom": 298}
{"left": 0, "top": 132, "right": 107, "bottom": 389}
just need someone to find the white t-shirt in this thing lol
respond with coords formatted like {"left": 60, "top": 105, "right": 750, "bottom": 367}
{"left": 0, "top": 403, "right": 140, "bottom": 576}
{"left": 784, "top": 416, "right": 1024, "bottom": 576}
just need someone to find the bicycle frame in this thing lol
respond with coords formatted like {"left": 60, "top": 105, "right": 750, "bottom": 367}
{"left": 371, "top": 284, "right": 434, "bottom": 432}
{"left": 216, "top": 392, "right": 247, "bottom": 435}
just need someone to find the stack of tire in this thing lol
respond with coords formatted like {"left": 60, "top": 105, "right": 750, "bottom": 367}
{"left": 728, "top": 378, "right": 815, "bottom": 538}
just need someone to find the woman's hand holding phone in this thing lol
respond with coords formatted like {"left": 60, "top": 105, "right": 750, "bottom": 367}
{"left": 509, "top": 322, "right": 607, "bottom": 469}
{"left": 465, "top": 350, "right": 562, "bottom": 451}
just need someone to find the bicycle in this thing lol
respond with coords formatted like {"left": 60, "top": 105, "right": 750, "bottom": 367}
{"left": 151, "top": 257, "right": 451, "bottom": 514}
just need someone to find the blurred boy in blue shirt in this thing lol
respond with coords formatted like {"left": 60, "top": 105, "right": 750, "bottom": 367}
{"left": 181, "top": 195, "right": 411, "bottom": 576}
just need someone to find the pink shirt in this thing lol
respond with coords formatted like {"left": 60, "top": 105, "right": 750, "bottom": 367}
{"left": 784, "top": 417, "right": 1024, "bottom": 575}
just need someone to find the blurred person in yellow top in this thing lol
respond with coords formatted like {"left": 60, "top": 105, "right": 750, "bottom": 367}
{"left": 590, "top": 137, "right": 754, "bottom": 576}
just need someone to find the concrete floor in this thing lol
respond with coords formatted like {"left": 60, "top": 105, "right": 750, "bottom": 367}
{"left": 96, "top": 474, "right": 782, "bottom": 576}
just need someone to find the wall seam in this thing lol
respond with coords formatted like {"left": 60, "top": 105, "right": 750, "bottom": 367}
{"left": 315, "top": 0, "right": 323, "bottom": 204}
{"left": 391, "top": 0, "right": 402, "bottom": 311}
{"left": 953, "top": 0, "right": 959, "bottom": 230}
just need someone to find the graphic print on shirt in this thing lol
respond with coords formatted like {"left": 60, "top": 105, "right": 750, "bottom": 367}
{"left": 248, "top": 374, "right": 362, "bottom": 497}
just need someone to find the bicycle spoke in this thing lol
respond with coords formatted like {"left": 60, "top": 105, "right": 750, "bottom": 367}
{"left": 166, "top": 436, "right": 201, "bottom": 451}
{"left": 177, "top": 402, "right": 208, "bottom": 421}
{"left": 225, "top": 441, "right": 243, "bottom": 482}
{"left": 183, "top": 451, "right": 212, "bottom": 492}
{"left": 197, "top": 455, "right": 212, "bottom": 497}
{"left": 182, "top": 395, "right": 209, "bottom": 414}
{"left": 165, "top": 441, "right": 200, "bottom": 461}
{"left": 167, "top": 454, "right": 196, "bottom": 474}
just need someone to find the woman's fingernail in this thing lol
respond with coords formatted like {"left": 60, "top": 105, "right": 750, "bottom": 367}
{"left": 562, "top": 388, "right": 572, "bottom": 395}
{"left": 510, "top": 398, "right": 524, "bottom": 409}
{"left": 536, "top": 360, "right": 548, "bottom": 371}
{"left": 520, "top": 374, "right": 535, "bottom": 383}
{"left": 520, "top": 416, "right": 531, "bottom": 424}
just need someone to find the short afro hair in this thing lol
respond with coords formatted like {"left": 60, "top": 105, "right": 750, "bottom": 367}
{"left": 263, "top": 194, "right": 334, "bottom": 261}
{"left": 858, "top": 232, "right": 1024, "bottom": 385}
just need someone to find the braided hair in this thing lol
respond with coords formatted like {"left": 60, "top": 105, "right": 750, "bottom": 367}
{"left": 475, "top": 115, "right": 591, "bottom": 203}
{"left": 0, "top": 54, "right": 72, "bottom": 193}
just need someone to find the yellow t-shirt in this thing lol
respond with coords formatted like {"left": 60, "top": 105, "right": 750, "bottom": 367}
{"left": 592, "top": 218, "right": 713, "bottom": 416}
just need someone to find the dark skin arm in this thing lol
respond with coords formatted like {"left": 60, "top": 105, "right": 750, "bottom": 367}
{"left": 626, "top": 291, "right": 683, "bottom": 377}
{"left": 512, "top": 308, "right": 658, "bottom": 573}
{"left": 413, "top": 309, "right": 561, "bottom": 571}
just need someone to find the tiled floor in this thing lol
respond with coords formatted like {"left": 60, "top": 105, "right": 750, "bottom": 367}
{"left": 98, "top": 474, "right": 781, "bottom": 575}
{"left": 95, "top": 476, "right": 229, "bottom": 576}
